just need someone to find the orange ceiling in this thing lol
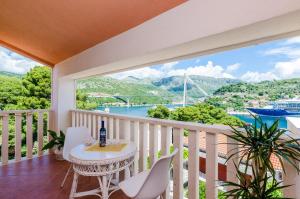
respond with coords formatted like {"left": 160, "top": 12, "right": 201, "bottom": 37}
{"left": 0, "top": 0, "right": 186, "bottom": 66}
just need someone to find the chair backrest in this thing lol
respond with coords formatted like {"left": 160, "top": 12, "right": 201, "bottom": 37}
{"left": 135, "top": 148, "right": 178, "bottom": 199}
{"left": 63, "top": 127, "right": 91, "bottom": 161}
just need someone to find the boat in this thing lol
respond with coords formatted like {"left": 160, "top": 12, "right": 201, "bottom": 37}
{"left": 247, "top": 99, "right": 300, "bottom": 116}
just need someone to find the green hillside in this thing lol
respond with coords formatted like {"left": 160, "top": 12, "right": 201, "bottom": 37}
{"left": 77, "top": 75, "right": 239, "bottom": 105}
{"left": 77, "top": 76, "right": 176, "bottom": 105}
{"left": 153, "top": 75, "right": 239, "bottom": 102}
{"left": 208, "top": 78, "right": 300, "bottom": 111}
{"left": 0, "top": 71, "right": 23, "bottom": 78}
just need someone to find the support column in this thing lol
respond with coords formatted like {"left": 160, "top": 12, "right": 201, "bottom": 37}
{"left": 51, "top": 67, "right": 76, "bottom": 132}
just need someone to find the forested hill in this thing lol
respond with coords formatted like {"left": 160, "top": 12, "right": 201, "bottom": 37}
{"left": 0, "top": 71, "right": 23, "bottom": 78}
{"left": 153, "top": 75, "right": 239, "bottom": 99}
{"left": 77, "top": 75, "right": 238, "bottom": 105}
{"left": 208, "top": 78, "right": 300, "bottom": 111}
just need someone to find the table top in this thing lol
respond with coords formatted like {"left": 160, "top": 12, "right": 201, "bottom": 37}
{"left": 69, "top": 139, "right": 136, "bottom": 163}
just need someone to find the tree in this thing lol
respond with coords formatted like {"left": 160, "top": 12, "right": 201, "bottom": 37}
{"left": 76, "top": 90, "right": 98, "bottom": 110}
{"left": 147, "top": 103, "right": 243, "bottom": 127}
{"left": 147, "top": 105, "right": 170, "bottom": 119}
{"left": 17, "top": 66, "right": 51, "bottom": 110}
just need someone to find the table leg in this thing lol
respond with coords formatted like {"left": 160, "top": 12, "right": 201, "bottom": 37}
{"left": 69, "top": 172, "right": 79, "bottom": 199}
{"left": 102, "top": 175, "right": 108, "bottom": 199}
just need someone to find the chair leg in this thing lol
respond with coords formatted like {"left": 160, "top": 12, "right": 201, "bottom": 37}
{"left": 61, "top": 164, "right": 72, "bottom": 188}
{"left": 69, "top": 172, "right": 79, "bottom": 199}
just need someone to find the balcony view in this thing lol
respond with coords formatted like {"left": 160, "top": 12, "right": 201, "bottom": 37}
{"left": 1, "top": 1, "right": 300, "bottom": 199}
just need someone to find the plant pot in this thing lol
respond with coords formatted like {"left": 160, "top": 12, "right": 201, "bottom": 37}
{"left": 54, "top": 148, "right": 64, "bottom": 161}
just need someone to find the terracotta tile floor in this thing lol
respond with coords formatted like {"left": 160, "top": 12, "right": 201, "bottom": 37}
{"left": 0, "top": 155, "right": 129, "bottom": 199}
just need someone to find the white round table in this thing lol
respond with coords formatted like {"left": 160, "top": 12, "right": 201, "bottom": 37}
{"left": 69, "top": 140, "right": 136, "bottom": 199}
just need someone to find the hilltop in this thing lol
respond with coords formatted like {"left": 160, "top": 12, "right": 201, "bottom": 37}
{"left": 153, "top": 75, "right": 239, "bottom": 102}
{"left": 208, "top": 78, "right": 300, "bottom": 111}
{"left": 0, "top": 71, "right": 23, "bottom": 78}
{"left": 77, "top": 75, "right": 239, "bottom": 105}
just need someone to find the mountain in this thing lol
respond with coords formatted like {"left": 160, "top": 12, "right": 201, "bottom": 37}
{"left": 77, "top": 76, "right": 177, "bottom": 104}
{"left": 77, "top": 75, "right": 239, "bottom": 105}
{"left": 0, "top": 71, "right": 23, "bottom": 78}
{"left": 152, "top": 75, "right": 240, "bottom": 102}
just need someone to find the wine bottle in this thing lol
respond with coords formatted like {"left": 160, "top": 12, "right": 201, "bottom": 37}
{"left": 99, "top": 120, "right": 106, "bottom": 147}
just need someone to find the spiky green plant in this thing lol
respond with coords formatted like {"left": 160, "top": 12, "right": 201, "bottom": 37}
{"left": 42, "top": 130, "right": 65, "bottom": 151}
{"left": 223, "top": 114, "right": 300, "bottom": 198}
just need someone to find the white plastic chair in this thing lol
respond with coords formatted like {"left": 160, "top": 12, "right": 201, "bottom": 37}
{"left": 60, "top": 127, "right": 91, "bottom": 188}
{"left": 119, "top": 148, "right": 178, "bottom": 199}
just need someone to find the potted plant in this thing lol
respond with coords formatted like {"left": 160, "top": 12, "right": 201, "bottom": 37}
{"left": 222, "top": 115, "right": 300, "bottom": 198}
{"left": 42, "top": 130, "right": 65, "bottom": 160}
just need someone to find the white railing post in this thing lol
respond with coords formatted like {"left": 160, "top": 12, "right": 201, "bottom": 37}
{"left": 37, "top": 111, "right": 44, "bottom": 156}
{"left": 139, "top": 122, "right": 149, "bottom": 171}
{"left": 14, "top": 113, "right": 22, "bottom": 162}
{"left": 133, "top": 121, "right": 139, "bottom": 175}
{"left": 226, "top": 137, "right": 239, "bottom": 190}
{"left": 26, "top": 112, "right": 33, "bottom": 159}
{"left": 188, "top": 130, "right": 200, "bottom": 199}
{"left": 161, "top": 126, "right": 172, "bottom": 199}
{"left": 149, "top": 124, "right": 159, "bottom": 166}
{"left": 109, "top": 117, "right": 114, "bottom": 139}
{"left": 71, "top": 111, "right": 75, "bottom": 127}
{"left": 1, "top": 113, "right": 9, "bottom": 165}
{"left": 206, "top": 132, "right": 218, "bottom": 199}
{"left": 173, "top": 128, "right": 184, "bottom": 199}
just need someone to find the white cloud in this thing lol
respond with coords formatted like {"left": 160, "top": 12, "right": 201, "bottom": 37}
{"left": 167, "top": 61, "right": 234, "bottom": 79}
{"left": 161, "top": 61, "right": 178, "bottom": 71}
{"left": 109, "top": 67, "right": 163, "bottom": 79}
{"left": 274, "top": 58, "right": 300, "bottom": 79}
{"left": 264, "top": 47, "right": 300, "bottom": 58}
{"left": 241, "top": 71, "right": 278, "bottom": 82}
{"left": 110, "top": 61, "right": 235, "bottom": 79}
{"left": 226, "top": 63, "right": 240, "bottom": 72}
{"left": 0, "top": 47, "right": 40, "bottom": 73}
{"left": 284, "top": 36, "right": 300, "bottom": 45}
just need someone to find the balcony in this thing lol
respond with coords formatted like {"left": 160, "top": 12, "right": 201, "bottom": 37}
{"left": 1, "top": 1, "right": 300, "bottom": 198}
{"left": 1, "top": 109, "right": 299, "bottom": 198}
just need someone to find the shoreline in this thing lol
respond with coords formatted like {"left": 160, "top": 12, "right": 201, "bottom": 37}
{"left": 228, "top": 111, "right": 250, "bottom": 115}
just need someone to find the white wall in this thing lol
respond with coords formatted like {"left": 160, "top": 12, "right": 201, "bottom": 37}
{"left": 52, "top": 0, "right": 300, "bottom": 130}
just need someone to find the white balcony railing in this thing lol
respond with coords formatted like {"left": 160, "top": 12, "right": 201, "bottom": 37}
{"left": 0, "top": 109, "right": 50, "bottom": 165}
{"left": 71, "top": 109, "right": 239, "bottom": 199}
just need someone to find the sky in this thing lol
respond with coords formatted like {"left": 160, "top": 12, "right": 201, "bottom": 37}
{"left": 1, "top": 36, "right": 300, "bottom": 82}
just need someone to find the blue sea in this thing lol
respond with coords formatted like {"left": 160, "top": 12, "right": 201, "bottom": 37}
{"left": 97, "top": 105, "right": 292, "bottom": 129}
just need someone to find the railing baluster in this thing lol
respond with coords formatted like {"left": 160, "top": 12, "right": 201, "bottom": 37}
{"left": 87, "top": 114, "right": 92, "bottom": 135}
{"left": 76, "top": 111, "right": 79, "bottom": 127}
{"left": 1, "top": 113, "right": 9, "bottom": 165}
{"left": 79, "top": 112, "right": 83, "bottom": 126}
{"left": 115, "top": 118, "right": 120, "bottom": 140}
{"left": 133, "top": 121, "right": 139, "bottom": 174}
{"left": 227, "top": 137, "right": 239, "bottom": 191}
{"left": 71, "top": 111, "right": 75, "bottom": 127}
{"left": 92, "top": 114, "right": 96, "bottom": 139}
{"left": 173, "top": 127, "right": 184, "bottom": 199}
{"left": 124, "top": 120, "right": 130, "bottom": 141}
{"left": 15, "top": 113, "right": 22, "bottom": 162}
{"left": 139, "top": 122, "right": 149, "bottom": 171}
{"left": 188, "top": 130, "right": 200, "bottom": 199}
{"left": 37, "top": 111, "right": 44, "bottom": 156}
{"left": 206, "top": 132, "right": 218, "bottom": 199}
{"left": 149, "top": 124, "right": 159, "bottom": 166}
{"left": 96, "top": 115, "right": 101, "bottom": 139}
{"left": 109, "top": 117, "right": 114, "bottom": 139}
{"left": 83, "top": 113, "right": 87, "bottom": 127}
{"left": 26, "top": 112, "right": 33, "bottom": 159}
{"left": 161, "top": 126, "right": 172, "bottom": 199}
